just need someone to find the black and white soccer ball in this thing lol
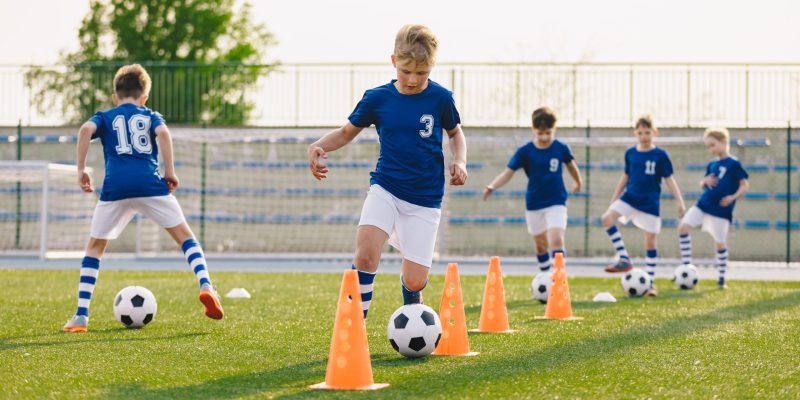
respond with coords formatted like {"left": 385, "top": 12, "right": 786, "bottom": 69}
{"left": 531, "top": 272, "right": 552, "bottom": 304}
{"left": 113, "top": 286, "right": 157, "bottom": 329}
{"left": 621, "top": 268, "right": 651, "bottom": 297}
{"left": 387, "top": 304, "right": 442, "bottom": 358}
{"left": 674, "top": 264, "right": 699, "bottom": 289}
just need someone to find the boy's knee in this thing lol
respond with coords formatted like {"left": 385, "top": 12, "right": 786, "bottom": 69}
{"left": 402, "top": 275, "right": 427, "bottom": 292}
{"left": 644, "top": 234, "right": 657, "bottom": 249}
{"left": 354, "top": 252, "right": 380, "bottom": 273}
{"left": 678, "top": 224, "right": 690, "bottom": 235}
{"left": 601, "top": 212, "right": 615, "bottom": 228}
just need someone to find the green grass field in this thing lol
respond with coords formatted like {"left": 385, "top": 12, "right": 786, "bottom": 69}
{"left": 3, "top": 269, "right": 800, "bottom": 399}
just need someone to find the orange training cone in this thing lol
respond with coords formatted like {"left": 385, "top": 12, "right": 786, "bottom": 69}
{"left": 433, "top": 263, "right": 479, "bottom": 356}
{"left": 310, "top": 270, "right": 389, "bottom": 390}
{"left": 538, "top": 253, "right": 582, "bottom": 320}
{"left": 471, "top": 256, "right": 514, "bottom": 333}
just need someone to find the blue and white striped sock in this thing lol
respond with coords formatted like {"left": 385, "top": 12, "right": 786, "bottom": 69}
{"left": 537, "top": 252, "right": 552, "bottom": 272}
{"left": 351, "top": 265, "right": 376, "bottom": 319}
{"left": 717, "top": 248, "right": 728, "bottom": 284}
{"left": 401, "top": 275, "right": 426, "bottom": 305}
{"left": 605, "top": 225, "right": 630, "bottom": 262}
{"left": 646, "top": 248, "right": 658, "bottom": 286}
{"left": 75, "top": 256, "right": 100, "bottom": 317}
{"left": 181, "top": 238, "right": 211, "bottom": 288}
{"left": 679, "top": 233, "right": 692, "bottom": 265}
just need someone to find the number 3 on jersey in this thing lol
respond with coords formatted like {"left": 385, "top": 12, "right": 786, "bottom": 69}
{"left": 419, "top": 114, "right": 434, "bottom": 138}
{"left": 113, "top": 114, "right": 153, "bottom": 155}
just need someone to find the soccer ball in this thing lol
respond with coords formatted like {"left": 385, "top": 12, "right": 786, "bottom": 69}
{"left": 531, "top": 272, "right": 552, "bottom": 303}
{"left": 621, "top": 268, "right": 651, "bottom": 297}
{"left": 674, "top": 264, "right": 700, "bottom": 289}
{"left": 113, "top": 286, "right": 157, "bottom": 328}
{"left": 387, "top": 304, "right": 442, "bottom": 358}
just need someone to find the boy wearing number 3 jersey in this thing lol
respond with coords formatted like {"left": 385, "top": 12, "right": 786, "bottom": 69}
{"left": 63, "top": 64, "right": 223, "bottom": 332}
{"left": 307, "top": 25, "right": 468, "bottom": 319}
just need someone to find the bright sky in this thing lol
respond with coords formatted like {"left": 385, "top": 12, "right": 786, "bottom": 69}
{"left": 1, "top": 0, "right": 799, "bottom": 65}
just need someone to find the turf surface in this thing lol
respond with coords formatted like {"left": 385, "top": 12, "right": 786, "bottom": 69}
{"left": 2, "top": 269, "right": 799, "bottom": 399}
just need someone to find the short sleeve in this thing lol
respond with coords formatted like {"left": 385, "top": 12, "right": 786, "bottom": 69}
{"left": 88, "top": 112, "right": 104, "bottom": 139}
{"left": 561, "top": 142, "right": 575, "bottom": 164}
{"left": 507, "top": 145, "right": 526, "bottom": 171}
{"left": 440, "top": 91, "right": 461, "bottom": 131}
{"left": 660, "top": 151, "right": 674, "bottom": 178}
{"left": 624, "top": 150, "right": 631, "bottom": 175}
{"left": 705, "top": 163, "right": 713, "bottom": 176}
{"left": 735, "top": 162, "right": 749, "bottom": 181}
{"left": 150, "top": 111, "right": 165, "bottom": 134}
{"left": 348, "top": 90, "right": 377, "bottom": 128}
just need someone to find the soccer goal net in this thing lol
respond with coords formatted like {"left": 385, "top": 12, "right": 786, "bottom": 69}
{"left": 0, "top": 161, "right": 95, "bottom": 258}
{"left": 2, "top": 129, "right": 791, "bottom": 262}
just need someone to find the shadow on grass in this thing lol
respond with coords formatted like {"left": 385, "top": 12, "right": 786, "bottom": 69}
{"left": 102, "top": 359, "right": 325, "bottom": 400}
{"left": 0, "top": 331, "right": 208, "bottom": 351}
{"left": 398, "top": 289, "right": 800, "bottom": 394}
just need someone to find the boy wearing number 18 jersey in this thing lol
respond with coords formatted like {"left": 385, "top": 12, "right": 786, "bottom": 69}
{"left": 62, "top": 64, "right": 223, "bottom": 332}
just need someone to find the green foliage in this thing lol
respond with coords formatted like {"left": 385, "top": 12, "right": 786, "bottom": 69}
{"left": 26, "top": 0, "right": 275, "bottom": 125}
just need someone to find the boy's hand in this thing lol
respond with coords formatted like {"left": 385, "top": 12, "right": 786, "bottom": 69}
{"left": 677, "top": 204, "right": 686, "bottom": 218}
{"left": 308, "top": 146, "right": 329, "bottom": 181}
{"left": 482, "top": 186, "right": 494, "bottom": 201}
{"left": 450, "top": 161, "right": 468, "bottom": 186}
{"left": 78, "top": 170, "right": 93, "bottom": 193}
{"left": 703, "top": 175, "right": 718, "bottom": 188}
{"left": 720, "top": 195, "right": 735, "bottom": 207}
{"left": 165, "top": 172, "right": 180, "bottom": 192}
{"left": 572, "top": 181, "right": 582, "bottom": 193}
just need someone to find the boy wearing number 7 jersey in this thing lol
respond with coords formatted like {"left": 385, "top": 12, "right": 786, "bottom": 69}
{"left": 62, "top": 64, "right": 223, "bottom": 332}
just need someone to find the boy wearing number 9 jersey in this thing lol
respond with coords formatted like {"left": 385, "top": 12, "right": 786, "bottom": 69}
{"left": 63, "top": 64, "right": 223, "bottom": 332}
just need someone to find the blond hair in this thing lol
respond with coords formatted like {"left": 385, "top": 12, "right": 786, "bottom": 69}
{"left": 113, "top": 64, "right": 152, "bottom": 99}
{"left": 394, "top": 24, "right": 438, "bottom": 66}
{"left": 635, "top": 114, "right": 655, "bottom": 130}
{"left": 704, "top": 127, "right": 730, "bottom": 149}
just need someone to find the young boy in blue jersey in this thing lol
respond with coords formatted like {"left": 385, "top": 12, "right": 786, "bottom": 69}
{"left": 307, "top": 25, "right": 468, "bottom": 318}
{"left": 63, "top": 64, "right": 223, "bottom": 332}
{"left": 602, "top": 115, "right": 686, "bottom": 296}
{"left": 678, "top": 127, "right": 749, "bottom": 289}
{"left": 483, "top": 107, "right": 582, "bottom": 279}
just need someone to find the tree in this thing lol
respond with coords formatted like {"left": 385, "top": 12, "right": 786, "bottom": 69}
{"left": 28, "top": 0, "right": 276, "bottom": 125}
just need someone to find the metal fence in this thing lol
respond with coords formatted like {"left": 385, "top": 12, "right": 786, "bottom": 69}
{"left": 1, "top": 63, "right": 799, "bottom": 127}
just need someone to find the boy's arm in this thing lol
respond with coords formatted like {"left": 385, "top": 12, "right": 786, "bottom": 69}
{"left": 76, "top": 121, "right": 97, "bottom": 193}
{"left": 483, "top": 168, "right": 514, "bottom": 200}
{"left": 665, "top": 176, "right": 687, "bottom": 217}
{"left": 566, "top": 160, "right": 582, "bottom": 193}
{"left": 307, "top": 122, "right": 364, "bottom": 181}
{"left": 610, "top": 174, "right": 628, "bottom": 201}
{"left": 720, "top": 179, "right": 749, "bottom": 207}
{"left": 155, "top": 124, "right": 178, "bottom": 192}
{"left": 447, "top": 125, "right": 468, "bottom": 186}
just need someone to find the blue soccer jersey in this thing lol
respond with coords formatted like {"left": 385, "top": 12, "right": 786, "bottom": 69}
{"left": 696, "top": 157, "right": 748, "bottom": 221}
{"left": 89, "top": 103, "right": 170, "bottom": 201}
{"left": 507, "top": 140, "right": 575, "bottom": 211}
{"left": 619, "top": 146, "right": 674, "bottom": 217}
{"left": 348, "top": 80, "right": 461, "bottom": 208}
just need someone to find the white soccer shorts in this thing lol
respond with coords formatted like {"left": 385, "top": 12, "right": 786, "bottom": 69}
{"left": 609, "top": 199, "right": 662, "bottom": 234}
{"left": 358, "top": 184, "right": 441, "bottom": 268}
{"left": 90, "top": 194, "right": 186, "bottom": 240}
{"left": 524, "top": 205, "right": 568, "bottom": 235}
{"left": 681, "top": 205, "right": 730, "bottom": 244}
